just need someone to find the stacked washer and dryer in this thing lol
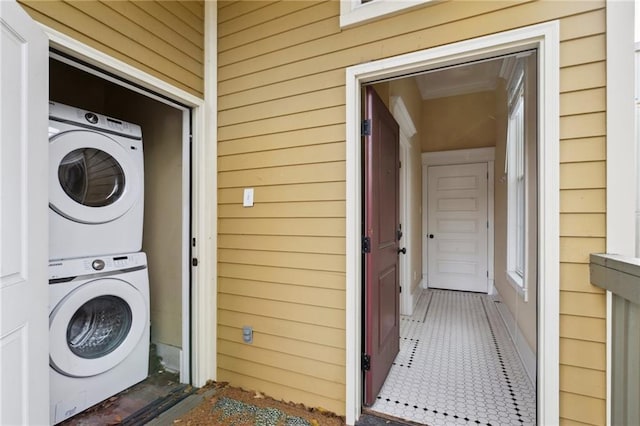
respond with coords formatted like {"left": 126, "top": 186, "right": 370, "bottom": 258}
{"left": 48, "top": 102, "right": 150, "bottom": 424}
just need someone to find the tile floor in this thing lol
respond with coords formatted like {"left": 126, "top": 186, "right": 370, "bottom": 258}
{"left": 369, "top": 289, "right": 536, "bottom": 426}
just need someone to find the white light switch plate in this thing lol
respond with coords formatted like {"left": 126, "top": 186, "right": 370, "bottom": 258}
{"left": 243, "top": 188, "right": 254, "bottom": 207}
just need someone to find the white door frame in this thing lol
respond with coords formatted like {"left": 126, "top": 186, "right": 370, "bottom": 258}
{"left": 345, "top": 22, "right": 560, "bottom": 425}
{"left": 37, "top": 2, "right": 218, "bottom": 388}
{"left": 421, "top": 148, "right": 495, "bottom": 294}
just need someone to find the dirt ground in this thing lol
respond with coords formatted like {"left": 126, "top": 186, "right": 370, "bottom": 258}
{"left": 174, "top": 382, "right": 345, "bottom": 426}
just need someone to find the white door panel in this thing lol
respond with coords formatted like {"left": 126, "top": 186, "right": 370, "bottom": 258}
{"left": 427, "top": 163, "right": 488, "bottom": 293}
{"left": 0, "top": 1, "right": 49, "bottom": 424}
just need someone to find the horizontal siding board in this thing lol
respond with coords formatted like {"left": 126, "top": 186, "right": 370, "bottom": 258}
{"left": 70, "top": 1, "right": 202, "bottom": 76}
{"left": 217, "top": 369, "right": 344, "bottom": 414}
{"left": 559, "top": 213, "right": 605, "bottom": 237}
{"left": 101, "top": 1, "right": 203, "bottom": 62}
{"left": 218, "top": 201, "right": 345, "bottom": 219}
{"left": 218, "top": 1, "right": 315, "bottom": 38}
{"left": 560, "top": 113, "right": 606, "bottom": 140}
{"left": 560, "top": 88, "right": 605, "bottom": 116}
{"left": 218, "top": 325, "right": 345, "bottom": 366}
{"left": 219, "top": 277, "right": 345, "bottom": 309}
{"left": 218, "top": 234, "right": 345, "bottom": 255}
{"left": 559, "top": 9, "right": 605, "bottom": 41}
{"left": 560, "top": 365, "right": 606, "bottom": 399}
{"left": 560, "top": 137, "right": 605, "bottom": 163}
{"left": 134, "top": 1, "right": 204, "bottom": 49}
{"left": 218, "top": 340, "right": 345, "bottom": 383}
{"left": 560, "top": 338, "right": 606, "bottom": 371}
{"left": 560, "top": 62, "right": 605, "bottom": 93}
{"left": 560, "top": 292, "right": 606, "bottom": 319}
{"left": 559, "top": 419, "right": 599, "bottom": 426}
{"left": 218, "top": 106, "right": 345, "bottom": 141}
{"left": 218, "top": 142, "right": 345, "bottom": 171}
{"left": 559, "top": 392, "right": 605, "bottom": 425}
{"left": 217, "top": 356, "right": 345, "bottom": 402}
{"left": 218, "top": 263, "right": 345, "bottom": 290}
{"left": 218, "top": 162, "right": 346, "bottom": 188}
{"left": 559, "top": 34, "right": 605, "bottom": 68}
{"left": 218, "top": 182, "right": 345, "bottom": 204}
{"left": 560, "top": 315, "right": 606, "bottom": 343}
{"left": 218, "top": 124, "right": 345, "bottom": 156}
{"left": 219, "top": 218, "right": 344, "bottom": 237}
{"left": 217, "top": 1, "right": 276, "bottom": 23}
{"left": 560, "top": 189, "right": 605, "bottom": 213}
{"left": 218, "top": 294, "right": 344, "bottom": 329}
{"left": 219, "top": 249, "right": 345, "bottom": 273}
{"left": 157, "top": 1, "right": 203, "bottom": 34}
{"left": 219, "top": 87, "right": 345, "bottom": 126}
{"left": 218, "top": 309, "right": 344, "bottom": 348}
{"left": 560, "top": 263, "right": 605, "bottom": 294}
{"left": 559, "top": 237, "right": 605, "bottom": 264}
{"left": 218, "top": 70, "right": 344, "bottom": 110}
{"left": 559, "top": 161, "right": 605, "bottom": 190}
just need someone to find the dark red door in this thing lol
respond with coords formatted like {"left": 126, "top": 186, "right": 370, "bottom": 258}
{"left": 363, "top": 86, "right": 400, "bottom": 406}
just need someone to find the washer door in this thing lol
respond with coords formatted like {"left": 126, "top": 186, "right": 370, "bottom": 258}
{"left": 49, "top": 278, "right": 147, "bottom": 378}
{"left": 50, "top": 130, "right": 141, "bottom": 224}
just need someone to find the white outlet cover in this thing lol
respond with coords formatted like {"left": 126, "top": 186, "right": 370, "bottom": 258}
{"left": 243, "top": 188, "right": 254, "bottom": 207}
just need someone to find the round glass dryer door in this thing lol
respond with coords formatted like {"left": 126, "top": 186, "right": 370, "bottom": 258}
{"left": 49, "top": 279, "right": 147, "bottom": 378}
{"left": 49, "top": 130, "right": 141, "bottom": 224}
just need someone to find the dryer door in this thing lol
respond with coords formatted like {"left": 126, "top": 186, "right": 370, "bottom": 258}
{"left": 49, "top": 130, "right": 141, "bottom": 224}
{"left": 49, "top": 278, "right": 148, "bottom": 378}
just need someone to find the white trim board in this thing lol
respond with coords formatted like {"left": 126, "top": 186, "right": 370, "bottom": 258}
{"left": 345, "top": 22, "right": 560, "bottom": 425}
{"left": 421, "top": 148, "right": 495, "bottom": 294}
{"left": 41, "top": 13, "right": 218, "bottom": 388}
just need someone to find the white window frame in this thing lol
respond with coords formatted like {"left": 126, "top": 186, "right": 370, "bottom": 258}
{"left": 506, "top": 73, "right": 527, "bottom": 296}
{"left": 340, "top": 0, "right": 437, "bottom": 28}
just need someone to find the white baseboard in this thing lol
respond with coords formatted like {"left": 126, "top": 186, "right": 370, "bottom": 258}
{"left": 491, "top": 294, "right": 536, "bottom": 386}
{"left": 412, "top": 281, "right": 424, "bottom": 311}
{"left": 154, "top": 342, "right": 182, "bottom": 374}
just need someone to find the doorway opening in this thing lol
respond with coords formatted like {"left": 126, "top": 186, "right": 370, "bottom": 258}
{"left": 48, "top": 51, "right": 194, "bottom": 423}
{"left": 345, "top": 23, "right": 560, "bottom": 426}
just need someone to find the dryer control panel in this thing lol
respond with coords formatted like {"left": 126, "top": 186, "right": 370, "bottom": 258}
{"left": 49, "top": 252, "right": 147, "bottom": 280}
{"left": 48, "top": 101, "right": 142, "bottom": 140}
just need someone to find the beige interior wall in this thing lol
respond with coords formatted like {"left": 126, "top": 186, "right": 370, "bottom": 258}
{"left": 217, "top": 1, "right": 608, "bottom": 420}
{"left": 422, "top": 90, "right": 497, "bottom": 152}
{"left": 49, "top": 60, "right": 184, "bottom": 350}
{"left": 388, "top": 79, "right": 423, "bottom": 296}
{"left": 493, "top": 56, "right": 538, "bottom": 355}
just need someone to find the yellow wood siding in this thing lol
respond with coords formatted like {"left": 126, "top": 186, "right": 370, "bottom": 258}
{"left": 18, "top": 0, "right": 204, "bottom": 97}
{"left": 218, "top": 1, "right": 608, "bottom": 421}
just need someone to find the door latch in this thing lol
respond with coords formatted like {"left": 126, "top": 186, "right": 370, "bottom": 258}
{"left": 192, "top": 258, "right": 198, "bottom": 267}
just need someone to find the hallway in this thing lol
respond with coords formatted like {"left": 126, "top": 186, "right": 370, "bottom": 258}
{"left": 369, "top": 290, "right": 536, "bottom": 425}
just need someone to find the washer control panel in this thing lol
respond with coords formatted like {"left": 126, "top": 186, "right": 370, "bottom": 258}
{"left": 48, "top": 101, "right": 142, "bottom": 140}
{"left": 49, "top": 252, "right": 147, "bottom": 280}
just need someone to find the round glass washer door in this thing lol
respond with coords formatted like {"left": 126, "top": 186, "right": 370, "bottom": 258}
{"left": 49, "top": 278, "right": 147, "bottom": 378}
{"left": 49, "top": 130, "right": 141, "bottom": 224}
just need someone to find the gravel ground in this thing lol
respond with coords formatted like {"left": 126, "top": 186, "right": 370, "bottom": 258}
{"left": 173, "top": 382, "right": 345, "bottom": 426}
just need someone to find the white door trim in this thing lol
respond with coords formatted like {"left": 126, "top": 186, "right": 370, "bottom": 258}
{"left": 345, "top": 22, "right": 560, "bottom": 425}
{"left": 421, "top": 148, "right": 495, "bottom": 294}
{"left": 39, "top": 5, "right": 218, "bottom": 388}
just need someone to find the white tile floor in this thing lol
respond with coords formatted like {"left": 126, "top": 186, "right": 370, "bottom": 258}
{"left": 369, "top": 290, "right": 536, "bottom": 426}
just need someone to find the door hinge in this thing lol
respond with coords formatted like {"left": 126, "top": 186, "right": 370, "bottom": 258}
{"left": 361, "top": 119, "right": 372, "bottom": 136}
{"left": 362, "top": 354, "right": 371, "bottom": 371}
{"left": 362, "top": 236, "right": 371, "bottom": 254}
{"left": 192, "top": 237, "right": 196, "bottom": 247}
{"left": 192, "top": 258, "right": 199, "bottom": 267}
{"left": 399, "top": 286, "right": 402, "bottom": 293}
{"left": 399, "top": 161, "right": 402, "bottom": 169}
{"left": 486, "top": 270, "right": 489, "bottom": 277}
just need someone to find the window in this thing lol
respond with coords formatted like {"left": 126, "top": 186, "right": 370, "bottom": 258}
{"left": 340, "top": 0, "right": 436, "bottom": 28}
{"left": 506, "top": 70, "right": 526, "bottom": 291}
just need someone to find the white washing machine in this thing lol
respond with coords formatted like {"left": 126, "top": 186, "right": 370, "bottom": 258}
{"left": 49, "top": 252, "right": 150, "bottom": 425}
{"left": 49, "top": 101, "right": 144, "bottom": 260}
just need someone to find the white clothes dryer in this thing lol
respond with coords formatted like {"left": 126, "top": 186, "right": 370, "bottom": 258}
{"left": 49, "top": 101, "right": 144, "bottom": 260}
{"left": 49, "top": 252, "right": 150, "bottom": 425}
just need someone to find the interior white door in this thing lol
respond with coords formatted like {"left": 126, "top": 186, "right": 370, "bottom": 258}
{"left": 427, "top": 163, "right": 488, "bottom": 293}
{"left": 0, "top": 2, "right": 49, "bottom": 424}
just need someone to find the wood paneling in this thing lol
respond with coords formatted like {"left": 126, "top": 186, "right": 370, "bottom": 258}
{"left": 560, "top": 392, "right": 606, "bottom": 425}
{"left": 560, "top": 189, "right": 606, "bottom": 213}
{"left": 560, "top": 315, "right": 606, "bottom": 343}
{"left": 560, "top": 137, "right": 606, "bottom": 163}
{"left": 560, "top": 365, "right": 606, "bottom": 399}
{"left": 19, "top": 1, "right": 204, "bottom": 97}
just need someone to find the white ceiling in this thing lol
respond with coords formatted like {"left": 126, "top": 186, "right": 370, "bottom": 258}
{"left": 414, "top": 58, "right": 505, "bottom": 100}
